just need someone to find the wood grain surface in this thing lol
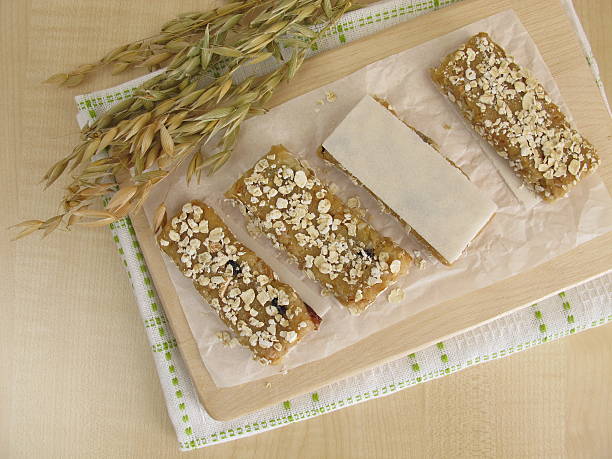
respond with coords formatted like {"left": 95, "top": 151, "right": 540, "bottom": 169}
{"left": 2, "top": 0, "right": 611, "bottom": 457}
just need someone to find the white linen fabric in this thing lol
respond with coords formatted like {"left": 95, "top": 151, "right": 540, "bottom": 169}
{"left": 74, "top": 0, "right": 611, "bottom": 450}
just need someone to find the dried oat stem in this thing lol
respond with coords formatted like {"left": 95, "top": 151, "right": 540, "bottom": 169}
{"left": 45, "top": 0, "right": 271, "bottom": 87}
{"left": 19, "top": 0, "right": 352, "bottom": 238}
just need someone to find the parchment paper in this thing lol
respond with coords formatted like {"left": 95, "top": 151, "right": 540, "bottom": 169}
{"left": 144, "top": 10, "right": 612, "bottom": 387}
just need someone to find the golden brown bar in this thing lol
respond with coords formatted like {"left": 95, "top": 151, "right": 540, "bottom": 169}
{"left": 226, "top": 145, "right": 412, "bottom": 314}
{"left": 431, "top": 32, "right": 600, "bottom": 201}
{"left": 158, "top": 200, "right": 320, "bottom": 365}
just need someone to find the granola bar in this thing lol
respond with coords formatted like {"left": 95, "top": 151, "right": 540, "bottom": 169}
{"left": 320, "top": 95, "right": 497, "bottom": 265}
{"left": 158, "top": 200, "right": 321, "bottom": 365}
{"left": 226, "top": 145, "right": 412, "bottom": 314}
{"left": 431, "top": 32, "right": 600, "bottom": 201}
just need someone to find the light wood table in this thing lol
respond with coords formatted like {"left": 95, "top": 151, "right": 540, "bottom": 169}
{"left": 2, "top": 1, "right": 611, "bottom": 457}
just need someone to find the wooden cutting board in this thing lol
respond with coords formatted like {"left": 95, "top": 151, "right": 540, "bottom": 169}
{"left": 131, "top": 0, "right": 612, "bottom": 421}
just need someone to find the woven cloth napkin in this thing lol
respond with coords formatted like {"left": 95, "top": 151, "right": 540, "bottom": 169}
{"left": 74, "top": 0, "right": 612, "bottom": 450}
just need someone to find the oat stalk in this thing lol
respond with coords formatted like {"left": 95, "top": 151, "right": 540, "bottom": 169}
{"left": 17, "top": 0, "right": 352, "bottom": 239}
{"left": 44, "top": 0, "right": 270, "bottom": 87}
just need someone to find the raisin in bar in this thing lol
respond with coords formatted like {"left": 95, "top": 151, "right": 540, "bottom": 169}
{"left": 320, "top": 95, "right": 497, "bottom": 265}
{"left": 158, "top": 200, "right": 321, "bottom": 365}
{"left": 431, "top": 32, "right": 600, "bottom": 201}
{"left": 226, "top": 145, "right": 412, "bottom": 314}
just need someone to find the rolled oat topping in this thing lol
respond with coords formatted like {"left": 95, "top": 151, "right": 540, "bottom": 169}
{"left": 226, "top": 146, "right": 412, "bottom": 313}
{"left": 431, "top": 32, "right": 600, "bottom": 201}
{"left": 158, "top": 200, "right": 320, "bottom": 365}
